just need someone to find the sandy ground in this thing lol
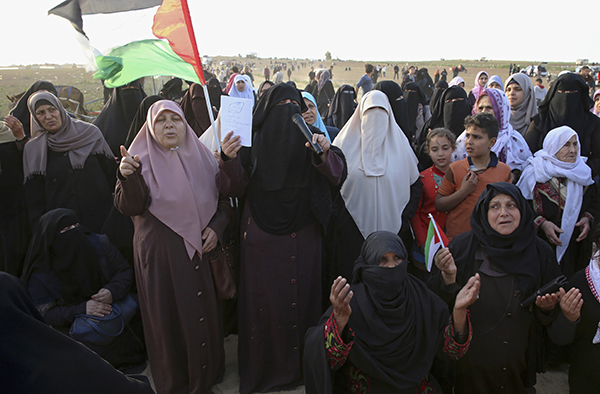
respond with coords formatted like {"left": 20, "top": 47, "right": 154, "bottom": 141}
{"left": 141, "top": 334, "right": 568, "bottom": 394}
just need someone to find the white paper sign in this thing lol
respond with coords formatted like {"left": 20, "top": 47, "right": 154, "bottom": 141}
{"left": 220, "top": 96, "right": 253, "bottom": 147}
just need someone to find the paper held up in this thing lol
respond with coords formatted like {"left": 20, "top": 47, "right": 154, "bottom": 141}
{"left": 220, "top": 96, "right": 253, "bottom": 147}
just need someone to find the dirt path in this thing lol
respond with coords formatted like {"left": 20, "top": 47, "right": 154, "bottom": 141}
{"left": 142, "top": 334, "right": 567, "bottom": 394}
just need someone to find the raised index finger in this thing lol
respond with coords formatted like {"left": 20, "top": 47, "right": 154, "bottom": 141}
{"left": 120, "top": 145, "right": 131, "bottom": 159}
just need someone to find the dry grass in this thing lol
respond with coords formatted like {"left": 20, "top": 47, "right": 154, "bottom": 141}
{"left": 1, "top": 57, "right": 576, "bottom": 119}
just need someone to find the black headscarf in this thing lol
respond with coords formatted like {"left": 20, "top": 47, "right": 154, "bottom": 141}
{"left": 9, "top": 81, "right": 58, "bottom": 138}
{"left": 403, "top": 82, "right": 427, "bottom": 141}
{"left": 21, "top": 209, "right": 104, "bottom": 306}
{"left": 93, "top": 80, "right": 146, "bottom": 157}
{"left": 207, "top": 77, "right": 224, "bottom": 110}
{"left": 450, "top": 182, "right": 554, "bottom": 296}
{"left": 180, "top": 83, "right": 213, "bottom": 137}
{"left": 242, "top": 83, "right": 344, "bottom": 234}
{"left": 347, "top": 231, "right": 449, "bottom": 391}
{"left": 415, "top": 68, "right": 434, "bottom": 102}
{"left": 429, "top": 80, "right": 448, "bottom": 112}
{"left": 325, "top": 84, "right": 356, "bottom": 129}
{"left": 159, "top": 78, "right": 183, "bottom": 100}
{"left": 373, "top": 81, "right": 410, "bottom": 141}
{"left": 124, "top": 95, "right": 164, "bottom": 149}
{"left": 533, "top": 73, "right": 598, "bottom": 145}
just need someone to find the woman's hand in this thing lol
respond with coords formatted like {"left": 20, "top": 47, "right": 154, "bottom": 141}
{"left": 453, "top": 274, "right": 480, "bottom": 336}
{"left": 536, "top": 291, "right": 560, "bottom": 312}
{"left": 559, "top": 287, "right": 583, "bottom": 322}
{"left": 4, "top": 115, "right": 25, "bottom": 140}
{"left": 541, "top": 220, "right": 563, "bottom": 246}
{"left": 201, "top": 227, "right": 218, "bottom": 253}
{"left": 575, "top": 217, "right": 591, "bottom": 242}
{"left": 86, "top": 300, "right": 112, "bottom": 317}
{"left": 330, "top": 276, "right": 353, "bottom": 333}
{"left": 91, "top": 288, "right": 113, "bottom": 304}
{"left": 305, "top": 133, "right": 330, "bottom": 162}
{"left": 434, "top": 248, "right": 457, "bottom": 285}
{"left": 119, "top": 145, "right": 140, "bottom": 178}
{"left": 454, "top": 273, "right": 480, "bottom": 312}
{"left": 222, "top": 131, "right": 242, "bottom": 160}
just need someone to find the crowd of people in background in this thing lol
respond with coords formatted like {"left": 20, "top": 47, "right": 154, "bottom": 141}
{"left": 1, "top": 58, "right": 600, "bottom": 394}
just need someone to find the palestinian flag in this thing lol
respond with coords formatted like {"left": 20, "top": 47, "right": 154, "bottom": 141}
{"left": 424, "top": 213, "right": 448, "bottom": 272}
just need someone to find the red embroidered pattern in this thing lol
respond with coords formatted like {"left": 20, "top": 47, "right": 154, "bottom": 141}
{"left": 324, "top": 312, "right": 354, "bottom": 369}
{"left": 443, "top": 312, "right": 472, "bottom": 360}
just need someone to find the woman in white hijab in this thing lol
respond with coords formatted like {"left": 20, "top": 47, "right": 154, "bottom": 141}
{"left": 229, "top": 74, "right": 256, "bottom": 102}
{"left": 328, "top": 90, "right": 422, "bottom": 281}
{"left": 505, "top": 73, "right": 538, "bottom": 135}
{"left": 516, "top": 126, "right": 595, "bottom": 278}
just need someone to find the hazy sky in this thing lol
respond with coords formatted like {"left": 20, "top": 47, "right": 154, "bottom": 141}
{"left": 2, "top": 0, "right": 597, "bottom": 66}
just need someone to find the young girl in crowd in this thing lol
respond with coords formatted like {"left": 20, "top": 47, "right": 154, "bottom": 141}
{"left": 411, "top": 128, "right": 456, "bottom": 279}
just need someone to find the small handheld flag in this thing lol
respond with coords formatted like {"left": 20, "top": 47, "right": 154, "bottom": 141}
{"left": 424, "top": 213, "right": 449, "bottom": 272}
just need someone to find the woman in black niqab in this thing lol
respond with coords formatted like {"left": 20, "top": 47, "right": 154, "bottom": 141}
{"left": 373, "top": 81, "right": 410, "bottom": 140}
{"left": 429, "top": 80, "right": 448, "bottom": 113}
{"left": 414, "top": 85, "right": 472, "bottom": 169}
{"left": 525, "top": 72, "right": 600, "bottom": 175}
{"left": 207, "top": 77, "right": 224, "bottom": 111}
{"left": 403, "top": 82, "right": 428, "bottom": 142}
{"left": 93, "top": 80, "right": 146, "bottom": 157}
{"left": 304, "top": 231, "right": 451, "bottom": 393}
{"left": 325, "top": 84, "right": 356, "bottom": 129}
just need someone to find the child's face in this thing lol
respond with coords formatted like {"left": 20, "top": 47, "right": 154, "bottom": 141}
{"left": 428, "top": 136, "right": 454, "bottom": 169}
{"left": 465, "top": 126, "right": 496, "bottom": 160}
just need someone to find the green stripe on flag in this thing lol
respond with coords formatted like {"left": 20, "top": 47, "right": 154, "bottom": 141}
{"left": 94, "top": 39, "right": 201, "bottom": 88}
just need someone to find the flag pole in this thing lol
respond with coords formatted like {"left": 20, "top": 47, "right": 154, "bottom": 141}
{"left": 428, "top": 213, "right": 446, "bottom": 248}
{"left": 177, "top": 0, "right": 219, "bottom": 151}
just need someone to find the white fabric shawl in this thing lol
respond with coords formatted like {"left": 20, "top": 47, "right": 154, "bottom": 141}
{"left": 516, "top": 126, "right": 593, "bottom": 263}
{"left": 335, "top": 90, "right": 420, "bottom": 239}
{"left": 199, "top": 111, "right": 222, "bottom": 153}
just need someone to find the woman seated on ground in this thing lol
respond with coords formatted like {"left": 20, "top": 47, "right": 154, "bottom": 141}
{"left": 548, "top": 224, "right": 600, "bottom": 394}
{"left": 21, "top": 209, "right": 146, "bottom": 370}
{"left": 304, "top": 231, "right": 480, "bottom": 394}
{"left": 301, "top": 91, "right": 337, "bottom": 142}
{"left": 20, "top": 92, "right": 116, "bottom": 233}
{"left": 431, "top": 182, "right": 563, "bottom": 393}
{"left": 517, "top": 126, "right": 596, "bottom": 279}
{"left": 504, "top": 73, "right": 538, "bottom": 136}
{"left": 0, "top": 272, "right": 153, "bottom": 394}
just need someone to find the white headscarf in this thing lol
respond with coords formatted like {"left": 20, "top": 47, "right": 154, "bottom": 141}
{"left": 229, "top": 74, "right": 255, "bottom": 100}
{"left": 448, "top": 76, "right": 465, "bottom": 87}
{"left": 453, "top": 89, "right": 532, "bottom": 171}
{"left": 335, "top": 90, "right": 420, "bottom": 239}
{"left": 516, "top": 126, "right": 594, "bottom": 262}
{"left": 486, "top": 75, "right": 504, "bottom": 90}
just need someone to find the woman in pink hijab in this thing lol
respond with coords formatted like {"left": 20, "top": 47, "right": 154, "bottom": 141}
{"left": 468, "top": 71, "right": 489, "bottom": 107}
{"left": 115, "top": 100, "right": 231, "bottom": 394}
